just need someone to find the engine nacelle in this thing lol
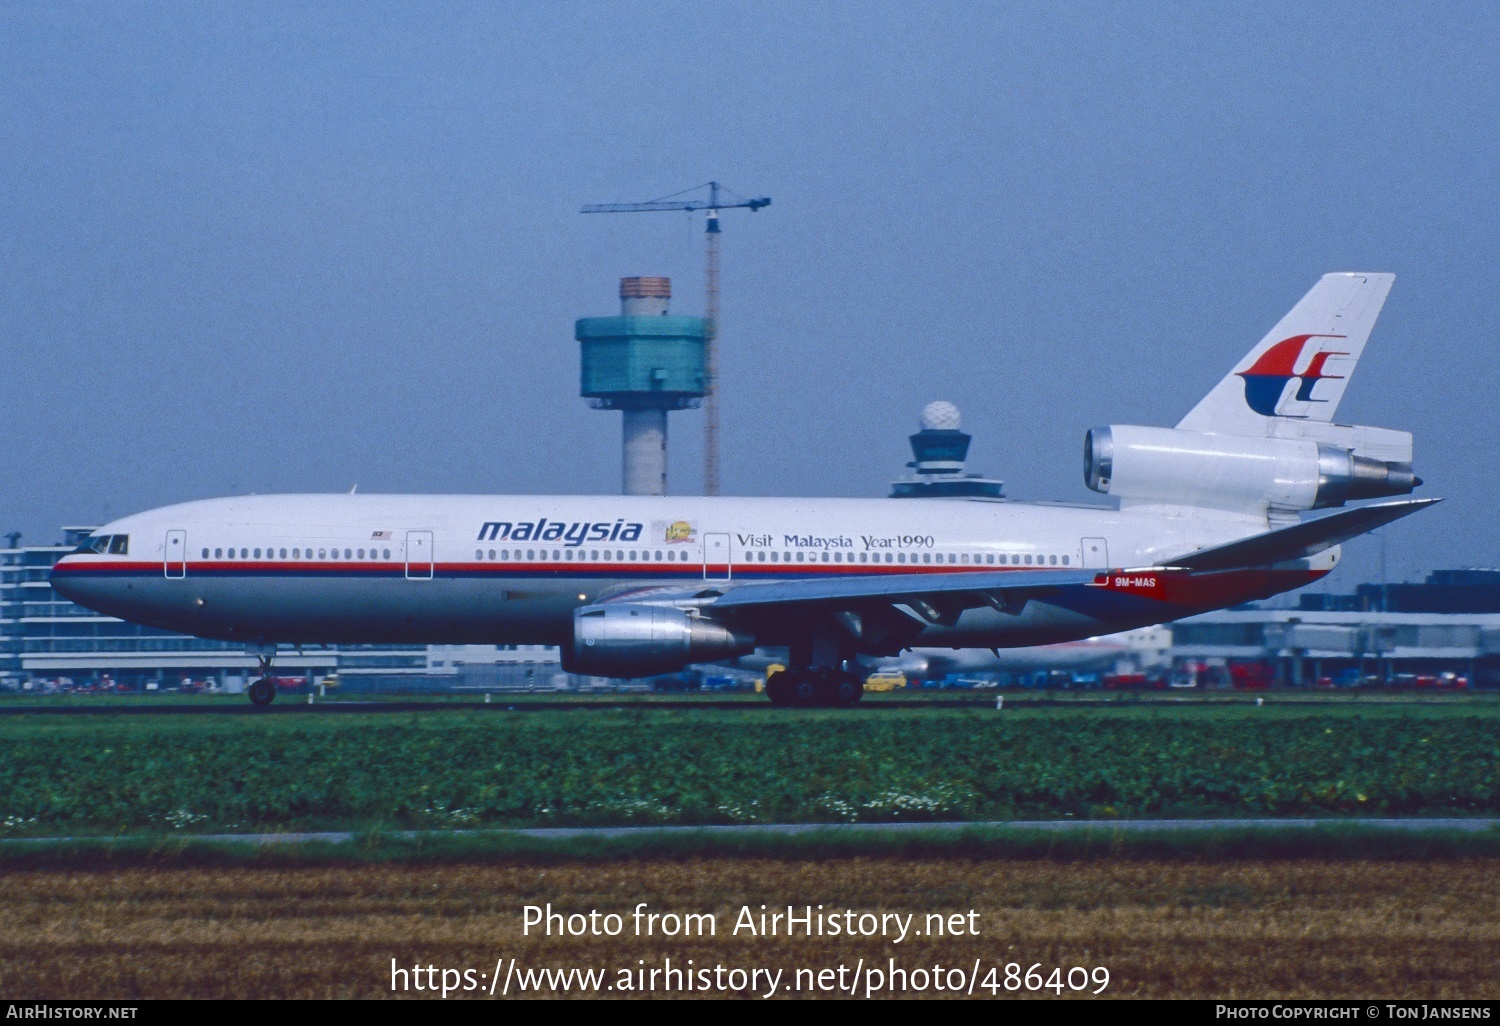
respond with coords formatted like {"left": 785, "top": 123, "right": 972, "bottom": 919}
{"left": 562, "top": 603, "right": 756, "bottom": 679}
{"left": 1084, "top": 425, "right": 1419, "bottom": 514}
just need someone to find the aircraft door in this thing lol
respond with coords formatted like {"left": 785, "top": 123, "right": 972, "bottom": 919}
{"left": 405, "top": 531, "right": 434, "bottom": 580}
{"left": 164, "top": 530, "right": 186, "bottom": 579}
{"left": 1081, "top": 537, "right": 1109, "bottom": 569}
{"left": 703, "top": 533, "right": 731, "bottom": 581}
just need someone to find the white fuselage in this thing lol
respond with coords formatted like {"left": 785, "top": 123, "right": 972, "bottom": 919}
{"left": 50, "top": 493, "right": 1332, "bottom": 651}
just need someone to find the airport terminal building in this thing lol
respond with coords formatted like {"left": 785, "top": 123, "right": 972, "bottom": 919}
{"left": 1173, "top": 570, "right": 1500, "bottom": 688}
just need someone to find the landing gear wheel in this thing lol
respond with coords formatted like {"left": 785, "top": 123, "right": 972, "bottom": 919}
{"left": 812, "top": 668, "right": 840, "bottom": 707}
{"left": 791, "top": 670, "right": 821, "bottom": 707}
{"left": 765, "top": 670, "right": 792, "bottom": 707}
{"left": 831, "top": 673, "right": 864, "bottom": 708}
{"left": 248, "top": 678, "right": 275, "bottom": 706}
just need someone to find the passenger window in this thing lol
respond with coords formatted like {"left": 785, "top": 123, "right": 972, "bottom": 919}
{"left": 344, "top": 549, "right": 351, "bottom": 559}
{"left": 357, "top": 549, "right": 365, "bottom": 559}
{"left": 553, "top": 550, "right": 561, "bottom": 560}
{"left": 487, "top": 549, "right": 495, "bottom": 560}
{"left": 960, "top": 553, "right": 969, "bottom": 564}
{"left": 253, "top": 549, "right": 261, "bottom": 559}
{"left": 383, "top": 548, "right": 390, "bottom": 559}
{"left": 201, "top": 549, "right": 209, "bottom": 559}
{"left": 921, "top": 553, "right": 931, "bottom": 564}
{"left": 475, "top": 549, "right": 483, "bottom": 560}
{"left": 897, "top": 553, "right": 906, "bottom": 564}
{"left": 1062, "top": 555, "right": 1069, "bottom": 565}
{"left": 615, "top": 550, "right": 624, "bottom": 560}
{"left": 109, "top": 536, "right": 129, "bottom": 555}
{"left": 602, "top": 550, "right": 611, "bottom": 561}
{"left": 1025, "top": 554, "right": 1033, "bottom": 565}
{"left": 986, "top": 553, "right": 995, "bottom": 564}
{"left": 656, "top": 551, "right": 664, "bottom": 561}
{"left": 1050, "top": 555, "right": 1058, "bottom": 565}
{"left": 214, "top": 548, "right": 222, "bottom": 558}
{"left": 629, "top": 550, "right": 636, "bottom": 560}
{"left": 794, "top": 552, "right": 803, "bottom": 563}
{"left": 318, "top": 549, "right": 326, "bottom": 559}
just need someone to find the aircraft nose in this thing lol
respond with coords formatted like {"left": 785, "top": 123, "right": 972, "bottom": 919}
{"left": 49, "top": 557, "right": 95, "bottom": 608}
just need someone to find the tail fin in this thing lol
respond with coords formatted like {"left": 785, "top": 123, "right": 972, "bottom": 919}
{"left": 1177, "top": 273, "right": 1395, "bottom": 436}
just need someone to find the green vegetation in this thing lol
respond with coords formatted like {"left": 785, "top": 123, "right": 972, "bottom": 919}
{"left": 0, "top": 704, "right": 1495, "bottom": 834}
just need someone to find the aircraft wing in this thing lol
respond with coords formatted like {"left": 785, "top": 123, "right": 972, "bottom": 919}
{"left": 598, "top": 567, "right": 1101, "bottom": 629}
{"left": 596, "top": 498, "right": 1439, "bottom": 629}
{"left": 1166, "top": 497, "right": 1440, "bottom": 571}
{"left": 704, "top": 567, "right": 1099, "bottom": 608}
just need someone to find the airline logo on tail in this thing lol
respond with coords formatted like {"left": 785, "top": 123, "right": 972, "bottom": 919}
{"left": 1237, "top": 334, "right": 1350, "bottom": 417}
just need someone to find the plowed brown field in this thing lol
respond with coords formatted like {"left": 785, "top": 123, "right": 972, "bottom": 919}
{"left": 2, "top": 858, "right": 1494, "bottom": 999}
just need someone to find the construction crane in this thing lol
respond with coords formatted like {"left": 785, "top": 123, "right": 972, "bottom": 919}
{"left": 582, "top": 181, "right": 770, "bottom": 496}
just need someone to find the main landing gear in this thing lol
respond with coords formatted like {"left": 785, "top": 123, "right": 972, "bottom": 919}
{"left": 247, "top": 650, "right": 276, "bottom": 707}
{"left": 765, "top": 666, "right": 864, "bottom": 708}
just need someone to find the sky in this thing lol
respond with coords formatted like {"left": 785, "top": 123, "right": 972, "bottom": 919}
{"left": 2, "top": 0, "right": 1497, "bottom": 589}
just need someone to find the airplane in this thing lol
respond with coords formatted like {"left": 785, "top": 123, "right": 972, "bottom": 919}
{"left": 51, "top": 273, "right": 1434, "bottom": 708}
{"left": 882, "top": 628, "right": 1170, "bottom": 682}
{"left": 729, "top": 627, "right": 1167, "bottom": 681}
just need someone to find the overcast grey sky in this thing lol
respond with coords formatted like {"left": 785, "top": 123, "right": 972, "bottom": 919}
{"left": 3, "top": 0, "right": 1496, "bottom": 587}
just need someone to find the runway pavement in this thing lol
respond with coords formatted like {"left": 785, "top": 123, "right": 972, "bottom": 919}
{"left": 7, "top": 818, "right": 1497, "bottom": 846}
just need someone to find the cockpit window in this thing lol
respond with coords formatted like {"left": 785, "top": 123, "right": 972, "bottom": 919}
{"left": 74, "top": 534, "right": 127, "bottom": 555}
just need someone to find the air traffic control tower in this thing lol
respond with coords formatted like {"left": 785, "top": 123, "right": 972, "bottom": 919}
{"left": 577, "top": 277, "right": 708, "bottom": 496}
{"left": 889, "top": 401, "right": 1006, "bottom": 498}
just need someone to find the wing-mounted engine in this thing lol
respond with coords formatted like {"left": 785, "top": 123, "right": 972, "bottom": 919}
{"left": 1084, "top": 425, "right": 1419, "bottom": 516}
{"left": 561, "top": 603, "right": 755, "bottom": 678}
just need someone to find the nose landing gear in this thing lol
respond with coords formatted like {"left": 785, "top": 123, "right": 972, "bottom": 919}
{"left": 247, "top": 649, "right": 276, "bottom": 707}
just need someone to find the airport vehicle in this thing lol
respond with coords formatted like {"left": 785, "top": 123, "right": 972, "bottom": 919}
{"left": 50, "top": 273, "right": 1434, "bottom": 708}
{"left": 863, "top": 672, "right": 907, "bottom": 692}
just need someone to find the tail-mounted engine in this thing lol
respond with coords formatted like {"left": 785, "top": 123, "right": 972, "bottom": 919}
{"left": 1084, "top": 425, "right": 1419, "bottom": 514}
{"left": 562, "top": 603, "right": 755, "bottom": 678}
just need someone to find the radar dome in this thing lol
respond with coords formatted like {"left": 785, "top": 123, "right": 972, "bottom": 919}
{"left": 920, "top": 401, "right": 962, "bottom": 432}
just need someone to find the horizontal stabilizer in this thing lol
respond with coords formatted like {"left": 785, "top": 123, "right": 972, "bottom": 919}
{"left": 1168, "top": 498, "right": 1440, "bottom": 571}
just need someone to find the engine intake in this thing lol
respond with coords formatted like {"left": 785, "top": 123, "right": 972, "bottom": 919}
{"left": 562, "top": 604, "right": 755, "bottom": 678}
{"left": 1084, "top": 425, "right": 1419, "bottom": 513}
